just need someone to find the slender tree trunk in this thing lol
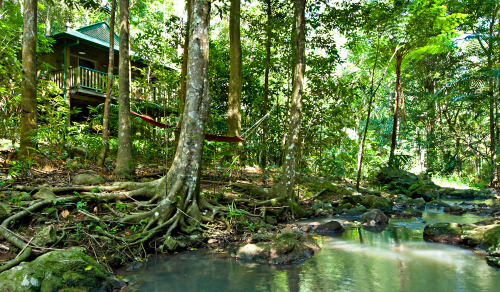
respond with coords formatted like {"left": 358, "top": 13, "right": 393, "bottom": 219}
{"left": 425, "top": 77, "right": 436, "bottom": 171}
{"left": 356, "top": 95, "right": 374, "bottom": 191}
{"left": 262, "top": 0, "right": 272, "bottom": 168}
{"left": 97, "top": 0, "right": 116, "bottom": 167}
{"left": 489, "top": 84, "right": 497, "bottom": 184}
{"left": 356, "top": 33, "right": 382, "bottom": 191}
{"left": 227, "top": 0, "right": 242, "bottom": 139}
{"left": 19, "top": 0, "right": 37, "bottom": 157}
{"left": 280, "top": 0, "right": 306, "bottom": 209}
{"left": 44, "top": 4, "right": 50, "bottom": 35}
{"left": 484, "top": 3, "right": 499, "bottom": 185}
{"left": 389, "top": 51, "right": 403, "bottom": 167}
{"left": 115, "top": 0, "right": 135, "bottom": 179}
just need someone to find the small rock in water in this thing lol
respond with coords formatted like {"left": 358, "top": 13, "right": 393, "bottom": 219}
{"left": 361, "top": 209, "right": 389, "bottom": 225}
{"left": 314, "top": 221, "right": 345, "bottom": 234}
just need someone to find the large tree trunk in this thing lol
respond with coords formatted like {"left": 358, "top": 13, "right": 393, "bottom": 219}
{"left": 176, "top": 0, "right": 192, "bottom": 149}
{"left": 152, "top": 0, "right": 212, "bottom": 233}
{"left": 279, "top": 0, "right": 306, "bottom": 211}
{"left": 98, "top": 0, "right": 116, "bottom": 167}
{"left": 19, "top": 0, "right": 37, "bottom": 157}
{"left": 389, "top": 51, "right": 403, "bottom": 167}
{"left": 115, "top": 0, "right": 135, "bottom": 179}
{"left": 227, "top": 0, "right": 242, "bottom": 156}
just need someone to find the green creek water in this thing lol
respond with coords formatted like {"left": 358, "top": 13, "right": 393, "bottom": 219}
{"left": 118, "top": 207, "right": 500, "bottom": 292}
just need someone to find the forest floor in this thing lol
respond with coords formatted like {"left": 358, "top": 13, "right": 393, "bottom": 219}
{"left": 1, "top": 147, "right": 499, "bottom": 274}
{"left": 0, "top": 148, "right": 351, "bottom": 271}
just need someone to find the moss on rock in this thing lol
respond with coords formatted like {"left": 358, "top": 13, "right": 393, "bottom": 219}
{"left": 361, "top": 195, "right": 392, "bottom": 213}
{"left": 0, "top": 247, "right": 120, "bottom": 291}
{"left": 423, "top": 223, "right": 463, "bottom": 244}
{"left": 235, "top": 233, "right": 320, "bottom": 265}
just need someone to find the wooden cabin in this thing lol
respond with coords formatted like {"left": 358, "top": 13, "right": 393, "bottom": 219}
{"left": 41, "top": 22, "right": 171, "bottom": 120}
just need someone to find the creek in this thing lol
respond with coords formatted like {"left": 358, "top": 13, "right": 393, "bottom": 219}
{"left": 118, "top": 206, "right": 500, "bottom": 292}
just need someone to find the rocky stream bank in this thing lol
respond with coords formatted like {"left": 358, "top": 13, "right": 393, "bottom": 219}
{"left": 1, "top": 167, "right": 499, "bottom": 291}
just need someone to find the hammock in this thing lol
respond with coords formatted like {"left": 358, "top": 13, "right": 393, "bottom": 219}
{"left": 130, "top": 111, "right": 245, "bottom": 143}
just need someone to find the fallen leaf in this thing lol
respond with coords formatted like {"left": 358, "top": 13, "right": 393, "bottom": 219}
{"left": 61, "top": 210, "right": 70, "bottom": 218}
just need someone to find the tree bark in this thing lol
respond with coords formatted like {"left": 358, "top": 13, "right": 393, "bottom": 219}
{"left": 176, "top": 0, "right": 192, "bottom": 149}
{"left": 97, "top": 0, "right": 116, "bottom": 167}
{"left": 389, "top": 51, "right": 403, "bottom": 167}
{"left": 44, "top": 3, "right": 50, "bottom": 35}
{"left": 227, "top": 0, "right": 242, "bottom": 138}
{"left": 19, "top": 0, "right": 37, "bottom": 157}
{"left": 262, "top": 0, "right": 272, "bottom": 168}
{"left": 154, "top": 0, "right": 212, "bottom": 232}
{"left": 487, "top": 4, "right": 499, "bottom": 185}
{"left": 115, "top": 0, "right": 135, "bottom": 179}
{"left": 425, "top": 74, "right": 436, "bottom": 171}
{"left": 280, "top": 0, "right": 306, "bottom": 208}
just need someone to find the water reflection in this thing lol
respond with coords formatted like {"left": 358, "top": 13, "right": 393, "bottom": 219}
{"left": 119, "top": 216, "right": 500, "bottom": 292}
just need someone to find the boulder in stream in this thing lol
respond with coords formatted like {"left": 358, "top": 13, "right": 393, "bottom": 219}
{"left": 235, "top": 233, "right": 320, "bottom": 265}
{"left": 361, "top": 195, "right": 393, "bottom": 213}
{"left": 423, "top": 223, "right": 463, "bottom": 244}
{"left": 314, "top": 221, "right": 345, "bottom": 234}
{"left": 424, "top": 220, "right": 500, "bottom": 252}
{"left": 361, "top": 209, "right": 389, "bottom": 225}
{"left": 443, "top": 205, "right": 466, "bottom": 215}
{"left": 486, "top": 256, "right": 500, "bottom": 268}
{"left": 0, "top": 247, "right": 121, "bottom": 291}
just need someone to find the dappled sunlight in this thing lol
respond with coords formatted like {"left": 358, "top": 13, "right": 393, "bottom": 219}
{"left": 432, "top": 175, "right": 480, "bottom": 190}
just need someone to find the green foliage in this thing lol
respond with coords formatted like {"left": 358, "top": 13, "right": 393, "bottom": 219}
{"left": 7, "top": 157, "right": 37, "bottom": 181}
{"left": 9, "top": 192, "right": 30, "bottom": 207}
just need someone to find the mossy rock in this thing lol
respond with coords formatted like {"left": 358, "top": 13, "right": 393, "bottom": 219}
{"left": 423, "top": 223, "right": 463, "bottom": 244}
{"left": 235, "top": 233, "right": 320, "bottom": 265}
{"left": 408, "top": 185, "right": 438, "bottom": 201}
{"left": 397, "top": 207, "right": 422, "bottom": 218}
{"left": 480, "top": 225, "right": 500, "bottom": 256}
{"left": 314, "top": 221, "right": 345, "bottom": 234}
{"left": 439, "top": 188, "right": 492, "bottom": 199}
{"left": 344, "top": 205, "right": 367, "bottom": 216}
{"left": 342, "top": 194, "right": 363, "bottom": 205}
{"left": 361, "top": 209, "right": 389, "bottom": 225}
{"left": 361, "top": 195, "right": 392, "bottom": 213}
{"left": 460, "top": 225, "right": 492, "bottom": 247}
{"left": 32, "top": 226, "right": 57, "bottom": 247}
{"left": 72, "top": 173, "right": 105, "bottom": 185}
{"left": 0, "top": 247, "right": 120, "bottom": 291}
{"left": 33, "top": 187, "right": 57, "bottom": 200}
{"left": 0, "top": 204, "right": 8, "bottom": 222}
{"left": 376, "top": 167, "right": 420, "bottom": 189}
{"left": 486, "top": 256, "right": 500, "bottom": 268}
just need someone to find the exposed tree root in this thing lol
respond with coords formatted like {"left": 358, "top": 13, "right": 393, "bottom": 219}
{"left": 231, "top": 182, "right": 306, "bottom": 217}
{"left": 1, "top": 173, "right": 233, "bottom": 271}
{"left": 0, "top": 182, "right": 166, "bottom": 271}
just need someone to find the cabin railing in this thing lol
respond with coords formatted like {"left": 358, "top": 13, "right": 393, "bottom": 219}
{"left": 49, "top": 66, "right": 170, "bottom": 102}
{"left": 50, "top": 66, "right": 107, "bottom": 92}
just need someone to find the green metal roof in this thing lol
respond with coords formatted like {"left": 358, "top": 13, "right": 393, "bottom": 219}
{"left": 52, "top": 26, "right": 120, "bottom": 52}
{"left": 51, "top": 23, "right": 175, "bottom": 70}
{"left": 76, "top": 22, "right": 120, "bottom": 44}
